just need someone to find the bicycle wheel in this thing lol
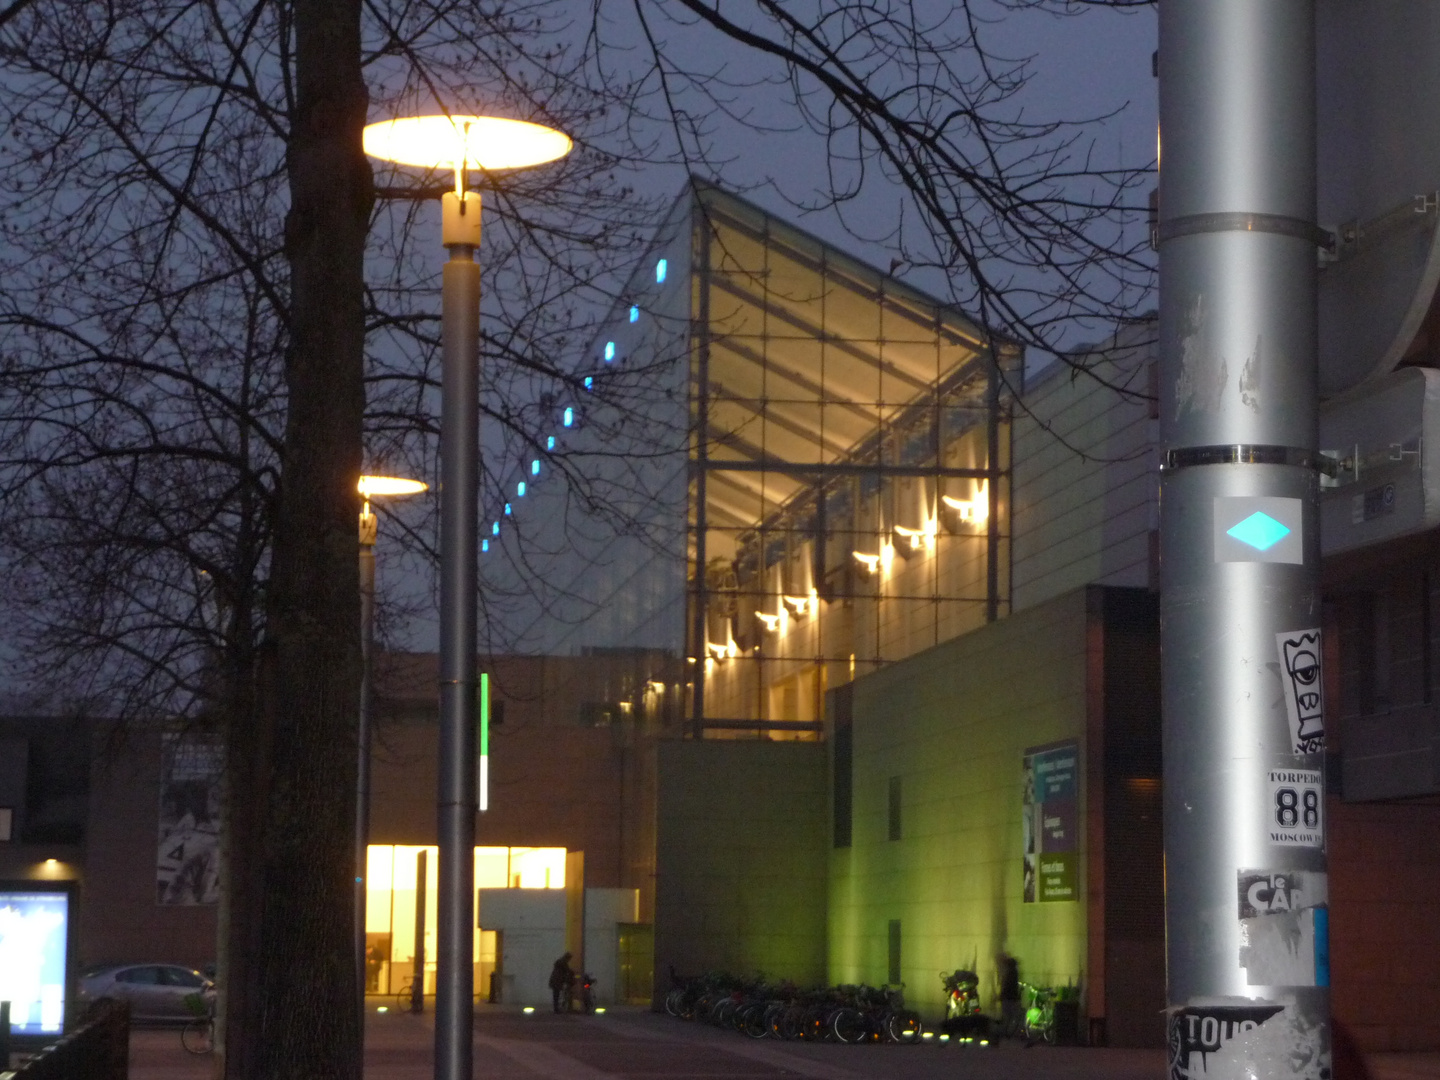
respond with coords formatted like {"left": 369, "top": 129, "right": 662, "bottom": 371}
{"left": 831, "top": 1007, "right": 868, "bottom": 1045}
{"left": 182, "top": 1018, "right": 214, "bottom": 1055}
{"left": 743, "top": 1004, "right": 771, "bottom": 1039}
{"left": 886, "top": 1009, "right": 922, "bottom": 1044}
{"left": 711, "top": 997, "right": 737, "bottom": 1028}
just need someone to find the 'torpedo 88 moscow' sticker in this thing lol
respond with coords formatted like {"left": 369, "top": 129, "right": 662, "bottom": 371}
{"left": 1267, "top": 768, "right": 1323, "bottom": 848}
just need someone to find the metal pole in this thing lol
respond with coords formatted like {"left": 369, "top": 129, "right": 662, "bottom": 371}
{"left": 1158, "top": 3, "right": 1330, "bottom": 1078}
{"left": 413, "top": 848, "right": 428, "bottom": 1014}
{"left": 437, "top": 190, "right": 479, "bottom": 1080}
{"left": 356, "top": 510, "right": 376, "bottom": 1030}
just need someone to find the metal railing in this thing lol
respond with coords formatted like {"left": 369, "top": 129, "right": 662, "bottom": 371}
{"left": 0, "top": 998, "right": 129, "bottom": 1080}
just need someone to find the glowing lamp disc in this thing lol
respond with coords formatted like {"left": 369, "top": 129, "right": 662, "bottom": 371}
{"left": 363, "top": 116, "right": 572, "bottom": 170}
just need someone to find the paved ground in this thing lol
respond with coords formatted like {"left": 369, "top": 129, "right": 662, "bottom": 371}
{"left": 125, "top": 1004, "right": 1440, "bottom": 1080}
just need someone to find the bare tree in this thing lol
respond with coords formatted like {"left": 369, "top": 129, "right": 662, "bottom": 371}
{"left": 0, "top": 0, "right": 1152, "bottom": 1076}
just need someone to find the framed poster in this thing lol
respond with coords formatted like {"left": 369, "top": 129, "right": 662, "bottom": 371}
{"left": 1022, "top": 740, "right": 1079, "bottom": 903}
{"left": 157, "top": 734, "right": 222, "bottom": 905}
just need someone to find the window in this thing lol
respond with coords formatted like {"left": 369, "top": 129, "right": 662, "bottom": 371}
{"left": 887, "top": 920, "right": 902, "bottom": 985}
{"left": 0, "top": 807, "right": 11, "bottom": 842}
{"left": 490, "top": 700, "right": 505, "bottom": 727}
{"left": 888, "top": 776, "right": 902, "bottom": 841}
{"left": 160, "top": 967, "right": 206, "bottom": 987}
{"left": 117, "top": 966, "right": 161, "bottom": 985}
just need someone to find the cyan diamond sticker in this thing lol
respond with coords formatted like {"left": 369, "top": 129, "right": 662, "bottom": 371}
{"left": 1213, "top": 497, "right": 1304, "bottom": 564}
{"left": 1227, "top": 512, "right": 1291, "bottom": 551}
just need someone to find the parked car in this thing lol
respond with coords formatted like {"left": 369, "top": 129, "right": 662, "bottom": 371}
{"left": 78, "top": 964, "right": 215, "bottom": 1024}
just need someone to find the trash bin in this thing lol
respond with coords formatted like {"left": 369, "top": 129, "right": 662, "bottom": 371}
{"left": 1053, "top": 1000, "right": 1080, "bottom": 1045}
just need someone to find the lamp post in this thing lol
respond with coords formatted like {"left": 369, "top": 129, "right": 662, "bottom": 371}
{"left": 363, "top": 114, "right": 571, "bottom": 1080}
{"left": 1158, "top": 2, "right": 1330, "bottom": 1075}
{"left": 355, "top": 474, "right": 426, "bottom": 1024}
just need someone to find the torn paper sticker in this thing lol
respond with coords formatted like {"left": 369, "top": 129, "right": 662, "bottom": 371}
{"left": 1168, "top": 1001, "right": 1329, "bottom": 1080}
{"left": 1238, "top": 870, "right": 1329, "bottom": 987}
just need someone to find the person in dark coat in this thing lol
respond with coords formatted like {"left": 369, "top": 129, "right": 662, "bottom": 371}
{"left": 997, "top": 952, "right": 1022, "bottom": 1038}
{"left": 549, "top": 952, "right": 575, "bottom": 1013}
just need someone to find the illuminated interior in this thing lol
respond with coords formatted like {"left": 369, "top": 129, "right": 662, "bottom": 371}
{"left": 687, "top": 188, "right": 1016, "bottom": 736}
{"left": 364, "top": 845, "right": 565, "bottom": 996}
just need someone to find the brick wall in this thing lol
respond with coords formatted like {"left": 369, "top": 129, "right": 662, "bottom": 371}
{"left": 1328, "top": 795, "right": 1440, "bottom": 1051}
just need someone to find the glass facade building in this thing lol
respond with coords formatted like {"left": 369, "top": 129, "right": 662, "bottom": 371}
{"left": 502, "top": 181, "right": 1018, "bottom": 737}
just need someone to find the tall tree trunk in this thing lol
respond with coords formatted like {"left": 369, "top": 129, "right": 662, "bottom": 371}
{"left": 243, "top": 0, "right": 371, "bottom": 1076}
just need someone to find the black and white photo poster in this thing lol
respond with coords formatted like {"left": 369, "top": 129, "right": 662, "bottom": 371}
{"left": 157, "top": 734, "right": 222, "bottom": 905}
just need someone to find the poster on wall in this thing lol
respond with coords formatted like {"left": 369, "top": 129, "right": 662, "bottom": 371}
{"left": 0, "top": 888, "right": 69, "bottom": 1035}
{"left": 1022, "top": 740, "right": 1079, "bottom": 903}
{"left": 157, "top": 734, "right": 223, "bottom": 905}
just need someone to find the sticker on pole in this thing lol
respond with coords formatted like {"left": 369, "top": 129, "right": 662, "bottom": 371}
{"left": 1276, "top": 628, "right": 1324, "bottom": 755}
{"left": 1167, "top": 1003, "right": 1284, "bottom": 1080}
{"left": 1238, "top": 870, "right": 1329, "bottom": 987}
{"left": 1213, "top": 497, "right": 1304, "bottom": 563}
{"left": 1267, "top": 768, "right": 1323, "bottom": 848}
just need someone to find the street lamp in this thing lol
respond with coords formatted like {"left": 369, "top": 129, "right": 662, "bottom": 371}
{"left": 355, "top": 474, "right": 426, "bottom": 1023}
{"left": 363, "top": 114, "right": 571, "bottom": 1080}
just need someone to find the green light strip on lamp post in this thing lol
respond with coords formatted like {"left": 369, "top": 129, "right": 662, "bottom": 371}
{"left": 478, "top": 672, "right": 489, "bottom": 812}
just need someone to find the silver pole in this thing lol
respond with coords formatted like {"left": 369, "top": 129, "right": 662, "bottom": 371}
{"left": 436, "top": 190, "right": 479, "bottom": 1080}
{"left": 357, "top": 510, "right": 377, "bottom": 1031}
{"left": 1159, "top": 2, "right": 1330, "bottom": 1077}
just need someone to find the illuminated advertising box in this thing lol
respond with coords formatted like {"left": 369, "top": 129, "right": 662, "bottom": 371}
{"left": 0, "top": 886, "right": 71, "bottom": 1036}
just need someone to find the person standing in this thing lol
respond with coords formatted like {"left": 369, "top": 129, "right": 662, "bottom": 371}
{"left": 997, "top": 953, "right": 1022, "bottom": 1038}
{"left": 548, "top": 952, "right": 575, "bottom": 1013}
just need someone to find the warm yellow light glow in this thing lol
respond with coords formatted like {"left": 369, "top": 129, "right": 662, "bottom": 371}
{"left": 363, "top": 116, "right": 572, "bottom": 171}
{"left": 942, "top": 485, "right": 989, "bottom": 525}
{"left": 359, "top": 475, "right": 428, "bottom": 498}
{"left": 852, "top": 550, "right": 880, "bottom": 574}
{"left": 755, "top": 610, "right": 780, "bottom": 631}
{"left": 44, "top": 858, "right": 57, "bottom": 866}
{"left": 880, "top": 540, "right": 896, "bottom": 573}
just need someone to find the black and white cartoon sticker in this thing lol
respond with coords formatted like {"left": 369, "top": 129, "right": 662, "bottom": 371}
{"left": 1267, "top": 768, "right": 1323, "bottom": 848}
{"left": 1276, "top": 629, "right": 1324, "bottom": 755}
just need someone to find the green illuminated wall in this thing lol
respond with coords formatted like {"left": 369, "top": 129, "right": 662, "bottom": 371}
{"left": 829, "top": 587, "right": 1090, "bottom": 1018}
{"left": 654, "top": 741, "right": 828, "bottom": 987}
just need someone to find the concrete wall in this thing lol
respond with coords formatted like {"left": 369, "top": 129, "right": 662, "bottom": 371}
{"left": 654, "top": 741, "right": 828, "bottom": 989}
{"left": 372, "top": 652, "right": 661, "bottom": 918}
{"left": 584, "top": 887, "right": 640, "bottom": 1005}
{"left": 832, "top": 588, "right": 1091, "bottom": 1021}
{"left": 79, "top": 731, "right": 216, "bottom": 969}
{"left": 1012, "top": 328, "right": 1157, "bottom": 613}
{"left": 478, "top": 888, "right": 567, "bottom": 1007}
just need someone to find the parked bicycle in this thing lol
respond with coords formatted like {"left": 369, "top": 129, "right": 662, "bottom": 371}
{"left": 664, "top": 973, "right": 921, "bottom": 1045}
{"left": 1021, "top": 982, "right": 1057, "bottom": 1045}
{"left": 395, "top": 977, "right": 423, "bottom": 1013}
{"left": 181, "top": 993, "right": 214, "bottom": 1055}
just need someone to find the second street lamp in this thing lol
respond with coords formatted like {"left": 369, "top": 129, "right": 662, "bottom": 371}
{"left": 355, "top": 473, "right": 426, "bottom": 1025}
{"left": 363, "top": 114, "right": 571, "bottom": 1080}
